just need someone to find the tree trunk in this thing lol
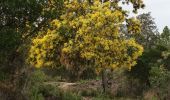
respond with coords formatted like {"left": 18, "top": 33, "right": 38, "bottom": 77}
{"left": 101, "top": 69, "right": 108, "bottom": 93}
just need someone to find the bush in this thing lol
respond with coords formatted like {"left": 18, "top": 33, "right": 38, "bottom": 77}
{"left": 149, "top": 66, "right": 170, "bottom": 88}
{"left": 23, "top": 69, "right": 83, "bottom": 100}
{"left": 127, "top": 46, "right": 167, "bottom": 85}
{"left": 25, "top": 70, "right": 46, "bottom": 100}
{"left": 62, "top": 91, "right": 82, "bottom": 100}
{"left": 0, "top": 72, "right": 7, "bottom": 81}
{"left": 149, "top": 66, "right": 170, "bottom": 99}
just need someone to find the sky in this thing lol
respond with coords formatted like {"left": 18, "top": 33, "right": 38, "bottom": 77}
{"left": 139, "top": 0, "right": 170, "bottom": 32}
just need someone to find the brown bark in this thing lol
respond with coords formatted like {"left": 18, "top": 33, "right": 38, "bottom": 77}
{"left": 101, "top": 69, "right": 108, "bottom": 93}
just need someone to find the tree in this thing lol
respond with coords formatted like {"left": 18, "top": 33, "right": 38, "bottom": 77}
{"left": 0, "top": 0, "right": 64, "bottom": 97}
{"left": 127, "top": 45, "right": 168, "bottom": 84}
{"left": 128, "top": 26, "right": 170, "bottom": 86}
{"left": 160, "top": 26, "right": 170, "bottom": 47}
{"left": 126, "top": 13, "right": 159, "bottom": 85}
{"left": 28, "top": 0, "right": 144, "bottom": 92}
{"left": 158, "top": 27, "right": 170, "bottom": 70}
{"left": 0, "top": 0, "right": 64, "bottom": 71}
{"left": 136, "top": 13, "right": 159, "bottom": 49}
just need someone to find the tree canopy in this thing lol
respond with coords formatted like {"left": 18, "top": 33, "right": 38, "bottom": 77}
{"left": 28, "top": 1, "right": 144, "bottom": 76}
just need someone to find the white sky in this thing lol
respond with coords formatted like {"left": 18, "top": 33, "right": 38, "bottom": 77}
{"left": 139, "top": 0, "right": 170, "bottom": 32}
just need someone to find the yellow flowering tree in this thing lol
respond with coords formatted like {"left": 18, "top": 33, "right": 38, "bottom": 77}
{"left": 28, "top": 0, "right": 144, "bottom": 91}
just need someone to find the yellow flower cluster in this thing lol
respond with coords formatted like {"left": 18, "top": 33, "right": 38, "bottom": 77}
{"left": 127, "top": 18, "right": 141, "bottom": 34}
{"left": 28, "top": 31, "right": 63, "bottom": 68}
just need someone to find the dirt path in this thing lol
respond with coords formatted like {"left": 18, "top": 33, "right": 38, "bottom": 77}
{"left": 44, "top": 82, "right": 78, "bottom": 91}
{"left": 44, "top": 80, "right": 101, "bottom": 91}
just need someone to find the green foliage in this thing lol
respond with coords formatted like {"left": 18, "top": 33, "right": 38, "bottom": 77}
{"left": 0, "top": 28, "right": 21, "bottom": 51}
{"left": 80, "top": 67, "right": 97, "bottom": 80}
{"left": 61, "top": 91, "right": 82, "bottom": 100}
{"left": 0, "top": 0, "right": 65, "bottom": 67}
{"left": 160, "top": 26, "right": 170, "bottom": 47}
{"left": 0, "top": 72, "right": 7, "bottom": 81}
{"left": 149, "top": 66, "right": 170, "bottom": 88}
{"left": 0, "top": 1, "right": 65, "bottom": 97}
{"left": 161, "top": 26, "right": 170, "bottom": 39}
{"left": 149, "top": 66, "right": 170, "bottom": 100}
{"left": 127, "top": 45, "right": 167, "bottom": 83}
{"left": 162, "top": 51, "right": 170, "bottom": 70}
{"left": 92, "top": 94, "right": 111, "bottom": 100}
{"left": 0, "top": 28, "right": 21, "bottom": 66}
{"left": 24, "top": 69, "right": 83, "bottom": 100}
{"left": 26, "top": 70, "right": 46, "bottom": 100}
{"left": 136, "top": 13, "right": 159, "bottom": 49}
